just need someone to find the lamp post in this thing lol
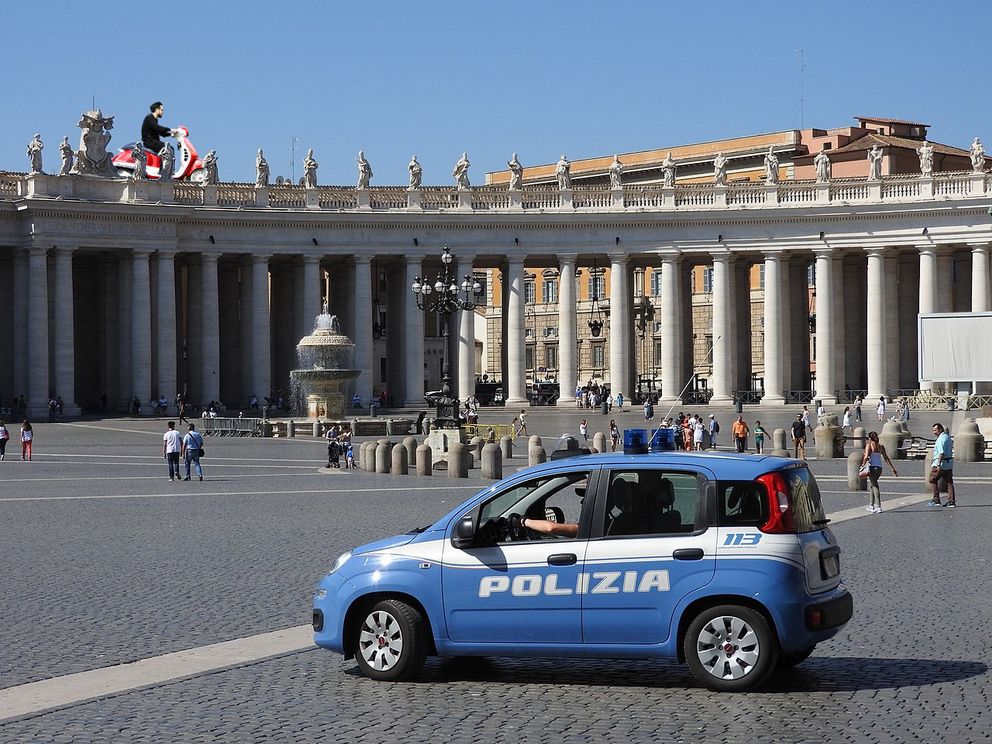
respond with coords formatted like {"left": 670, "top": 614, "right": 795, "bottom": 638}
{"left": 411, "top": 245, "right": 482, "bottom": 427}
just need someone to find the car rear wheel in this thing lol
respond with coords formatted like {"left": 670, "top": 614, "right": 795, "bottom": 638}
{"left": 684, "top": 604, "right": 778, "bottom": 692}
{"left": 353, "top": 599, "right": 428, "bottom": 681}
{"left": 777, "top": 644, "right": 816, "bottom": 669}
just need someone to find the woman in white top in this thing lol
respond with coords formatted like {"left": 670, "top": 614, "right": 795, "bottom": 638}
{"left": 20, "top": 420, "right": 33, "bottom": 461}
{"left": 693, "top": 420, "right": 704, "bottom": 450}
{"left": 842, "top": 407, "right": 852, "bottom": 434}
{"left": 876, "top": 397, "right": 886, "bottom": 421}
{"left": 861, "top": 430, "right": 897, "bottom": 513}
{"left": 579, "top": 419, "right": 589, "bottom": 442}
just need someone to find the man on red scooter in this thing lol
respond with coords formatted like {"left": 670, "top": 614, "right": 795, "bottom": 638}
{"left": 142, "top": 101, "right": 177, "bottom": 154}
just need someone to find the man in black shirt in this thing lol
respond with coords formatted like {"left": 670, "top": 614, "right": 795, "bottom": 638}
{"left": 141, "top": 101, "right": 176, "bottom": 153}
{"left": 791, "top": 414, "right": 807, "bottom": 460}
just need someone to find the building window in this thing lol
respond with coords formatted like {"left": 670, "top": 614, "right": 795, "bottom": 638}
{"left": 591, "top": 343, "right": 605, "bottom": 368}
{"left": 542, "top": 277, "right": 558, "bottom": 304}
{"left": 543, "top": 326, "right": 559, "bottom": 338}
{"left": 650, "top": 270, "right": 663, "bottom": 296}
{"left": 525, "top": 327, "right": 533, "bottom": 339}
{"left": 545, "top": 344, "right": 558, "bottom": 370}
{"left": 588, "top": 272, "right": 605, "bottom": 299}
{"left": 807, "top": 264, "right": 816, "bottom": 286}
{"left": 759, "top": 265, "right": 765, "bottom": 289}
{"left": 653, "top": 340, "right": 663, "bottom": 366}
{"left": 473, "top": 272, "right": 487, "bottom": 301}
{"left": 525, "top": 346, "right": 535, "bottom": 371}
{"left": 702, "top": 267, "right": 713, "bottom": 293}
{"left": 525, "top": 280, "right": 536, "bottom": 305}
{"left": 653, "top": 320, "right": 663, "bottom": 334}
{"left": 633, "top": 269, "right": 644, "bottom": 297}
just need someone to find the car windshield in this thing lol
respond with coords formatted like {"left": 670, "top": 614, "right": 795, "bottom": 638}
{"left": 783, "top": 467, "right": 827, "bottom": 533}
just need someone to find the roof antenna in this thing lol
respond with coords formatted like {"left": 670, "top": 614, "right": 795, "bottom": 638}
{"left": 91, "top": 94, "right": 95, "bottom": 110}
{"left": 795, "top": 49, "right": 806, "bottom": 130}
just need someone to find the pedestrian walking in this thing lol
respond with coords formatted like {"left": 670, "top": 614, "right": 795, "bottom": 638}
{"left": 693, "top": 418, "right": 704, "bottom": 450}
{"left": 801, "top": 406, "right": 813, "bottom": 444}
{"left": 0, "top": 419, "right": 9, "bottom": 460}
{"left": 791, "top": 414, "right": 807, "bottom": 460}
{"left": 842, "top": 407, "right": 852, "bottom": 434}
{"left": 861, "top": 431, "right": 897, "bottom": 513}
{"left": 579, "top": 419, "right": 589, "bottom": 443}
{"left": 731, "top": 416, "right": 749, "bottom": 453}
{"left": 326, "top": 427, "right": 341, "bottom": 468}
{"left": 345, "top": 442, "right": 356, "bottom": 468}
{"left": 181, "top": 423, "right": 204, "bottom": 481}
{"left": 178, "top": 396, "right": 189, "bottom": 425}
{"left": 511, "top": 416, "right": 522, "bottom": 439}
{"left": 643, "top": 399, "right": 654, "bottom": 421}
{"left": 163, "top": 421, "right": 182, "bottom": 480}
{"left": 708, "top": 415, "right": 720, "bottom": 449}
{"left": 753, "top": 420, "right": 766, "bottom": 454}
{"left": 615, "top": 392, "right": 624, "bottom": 411}
{"left": 19, "top": 420, "right": 34, "bottom": 461}
{"left": 854, "top": 395, "right": 863, "bottom": 422}
{"left": 876, "top": 396, "right": 886, "bottom": 421}
{"left": 928, "top": 422, "right": 956, "bottom": 507}
{"left": 609, "top": 419, "right": 620, "bottom": 452}
{"left": 900, "top": 398, "right": 910, "bottom": 421}
{"left": 518, "top": 409, "right": 528, "bottom": 436}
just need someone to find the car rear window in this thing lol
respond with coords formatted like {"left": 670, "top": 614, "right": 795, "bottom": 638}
{"left": 782, "top": 467, "right": 827, "bottom": 533}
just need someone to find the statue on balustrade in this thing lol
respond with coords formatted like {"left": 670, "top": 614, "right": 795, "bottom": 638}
{"left": 971, "top": 138, "right": 986, "bottom": 172}
{"left": 867, "top": 145, "right": 883, "bottom": 181}
{"left": 814, "top": 148, "right": 831, "bottom": 182}
{"left": 408, "top": 155, "right": 422, "bottom": 189}
{"left": 661, "top": 152, "right": 676, "bottom": 188}
{"left": 255, "top": 149, "right": 270, "bottom": 188}
{"left": 70, "top": 110, "right": 117, "bottom": 177}
{"left": 713, "top": 152, "right": 728, "bottom": 186}
{"left": 507, "top": 153, "right": 523, "bottom": 190}
{"left": 764, "top": 147, "right": 779, "bottom": 185}
{"left": 357, "top": 150, "right": 372, "bottom": 189}
{"left": 58, "top": 136, "right": 74, "bottom": 176}
{"left": 159, "top": 143, "right": 175, "bottom": 181}
{"left": 453, "top": 152, "right": 471, "bottom": 189}
{"left": 202, "top": 150, "right": 219, "bottom": 184}
{"left": 917, "top": 140, "right": 934, "bottom": 176}
{"left": 132, "top": 145, "right": 147, "bottom": 180}
{"left": 27, "top": 134, "right": 44, "bottom": 174}
{"left": 609, "top": 155, "right": 623, "bottom": 189}
{"left": 304, "top": 149, "right": 318, "bottom": 188}
{"left": 556, "top": 154, "right": 571, "bottom": 190}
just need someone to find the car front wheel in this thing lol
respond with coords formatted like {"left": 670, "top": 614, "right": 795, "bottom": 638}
{"left": 684, "top": 604, "right": 778, "bottom": 692}
{"left": 353, "top": 599, "right": 428, "bottom": 681}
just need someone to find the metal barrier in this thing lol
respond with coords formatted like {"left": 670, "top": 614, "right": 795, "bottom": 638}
{"left": 463, "top": 423, "right": 516, "bottom": 440}
{"left": 200, "top": 417, "right": 262, "bottom": 437}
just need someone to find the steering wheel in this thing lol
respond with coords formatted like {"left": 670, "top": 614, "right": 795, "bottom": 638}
{"left": 508, "top": 513, "right": 527, "bottom": 541}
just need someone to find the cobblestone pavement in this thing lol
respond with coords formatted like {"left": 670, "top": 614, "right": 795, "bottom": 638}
{"left": 1, "top": 416, "right": 990, "bottom": 743}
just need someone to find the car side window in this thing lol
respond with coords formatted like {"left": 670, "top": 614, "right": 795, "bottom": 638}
{"left": 478, "top": 471, "right": 589, "bottom": 539}
{"left": 718, "top": 481, "right": 767, "bottom": 526}
{"left": 603, "top": 470, "right": 698, "bottom": 537}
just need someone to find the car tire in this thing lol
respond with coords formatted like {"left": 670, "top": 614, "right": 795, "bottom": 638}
{"left": 776, "top": 644, "right": 816, "bottom": 669}
{"left": 353, "top": 599, "right": 428, "bottom": 681}
{"left": 684, "top": 604, "right": 778, "bottom": 692}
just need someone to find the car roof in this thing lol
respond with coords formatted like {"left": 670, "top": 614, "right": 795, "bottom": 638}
{"left": 528, "top": 451, "right": 801, "bottom": 480}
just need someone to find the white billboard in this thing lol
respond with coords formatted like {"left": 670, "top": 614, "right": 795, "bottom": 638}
{"left": 918, "top": 312, "right": 992, "bottom": 382}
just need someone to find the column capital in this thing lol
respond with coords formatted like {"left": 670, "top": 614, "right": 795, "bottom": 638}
{"left": 156, "top": 248, "right": 178, "bottom": 260}
{"left": 200, "top": 251, "right": 221, "bottom": 263}
{"left": 132, "top": 248, "right": 153, "bottom": 259}
{"left": 353, "top": 255, "right": 372, "bottom": 266}
{"left": 302, "top": 254, "right": 321, "bottom": 265}
{"left": 405, "top": 254, "right": 425, "bottom": 264}
{"left": 607, "top": 252, "right": 628, "bottom": 265}
{"left": 558, "top": 253, "right": 578, "bottom": 266}
{"left": 251, "top": 253, "right": 272, "bottom": 265}
{"left": 54, "top": 244, "right": 77, "bottom": 256}
{"left": 863, "top": 246, "right": 886, "bottom": 258}
{"left": 967, "top": 241, "right": 992, "bottom": 251}
{"left": 711, "top": 251, "right": 732, "bottom": 264}
{"left": 28, "top": 244, "right": 49, "bottom": 257}
{"left": 812, "top": 245, "right": 836, "bottom": 259}
{"left": 506, "top": 256, "right": 526, "bottom": 268}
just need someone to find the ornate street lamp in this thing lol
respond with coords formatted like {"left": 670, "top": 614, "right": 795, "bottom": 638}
{"left": 588, "top": 260, "right": 605, "bottom": 337}
{"left": 411, "top": 245, "right": 482, "bottom": 427}
{"left": 372, "top": 258, "right": 385, "bottom": 339}
{"left": 635, "top": 294, "right": 656, "bottom": 339}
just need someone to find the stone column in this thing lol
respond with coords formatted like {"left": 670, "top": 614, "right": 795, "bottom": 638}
{"left": 27, "top": 246, "right": 50, "bottom": 419}
{"left": 156, "top": 250, "right": 178, "bottom": 403}
{"left": 917, "top": 245, "right": 937, "bottom": 391}
{"left": 12, "top": 249, "right": 29, "bottom": 403}
{"left": 971, "top": 243, "right": 991, "bottom": 312}
{"left": 710, "top": 253, "right": 733, "bottom": 405}
{"left": 761, "top": 253, "right": 785, "bottom": 405}
{"left": 505, "top": 257, "right": 528, "bottom": 406}
{"left": 608, "top": 253, "right": 631, "bottom": 400}
{"left": 200, "top": 252, "right": 221, "bottom": 405}
{"left": 53, "top": 246, "right": 80, "bottom": 415}
{"left": 556, "top": 254, "right": 578, "bottom": 407}
{"left": 403, "top": 255, "right": 425, "bottom": 406}
{"left": 814, "top": 248, "right": 837, "bottom": 404}
{"left": 865, "top": 248, "right": 887, "bottom": 400}
{"left": 302, "top": 255, "right": 322, "bottom": 335}
{"left": 456, "top": 254, "right": 476, "bottom": 402}
{"left": 353, "top": 256, "right": 373, "bottom": 404}
{"left": 660, "top": 253, "right": 682, "bottom": 403}
{"left": 250, "top": 253, "right": 272, "bottom": 405}
{"left": 131, "top": 249, "right": 153, "bottom": 410}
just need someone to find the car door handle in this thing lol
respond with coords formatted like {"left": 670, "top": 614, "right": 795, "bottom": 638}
{"left": 673, "top": 548, "right": 705, "bottom": 561}
{"left": 547, "top": 553, "right": 577, "bottom": 566}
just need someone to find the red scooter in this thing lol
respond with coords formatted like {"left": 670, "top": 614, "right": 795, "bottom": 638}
{"left": 112, "top": 125, "right": 206, "bottom": 181}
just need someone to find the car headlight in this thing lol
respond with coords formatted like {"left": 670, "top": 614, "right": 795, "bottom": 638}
{"left": 314, "top": 589, "right": 327, "bottom": 600}
{"left": 328, "top": 551, "right": 352, "bottom": 575}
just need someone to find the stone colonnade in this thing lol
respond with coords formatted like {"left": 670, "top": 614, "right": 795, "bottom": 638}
{"left": 1, "top": 240, "right": 990, "bottom": 418}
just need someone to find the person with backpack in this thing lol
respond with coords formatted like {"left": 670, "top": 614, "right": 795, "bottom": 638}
{"left": 181, "top": 423, "right": 205, "bottom": 481}
{"left": 708, "top": 415, "right": 720, "bottom": 449}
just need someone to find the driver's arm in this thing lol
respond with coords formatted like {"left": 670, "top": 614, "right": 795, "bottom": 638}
{"left": 521, "top": 517, "right": 578, "bottom": 537}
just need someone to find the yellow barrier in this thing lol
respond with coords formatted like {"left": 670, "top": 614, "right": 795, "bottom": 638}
{"left": 462, "top": 423, "right": 516, "bottom": 441}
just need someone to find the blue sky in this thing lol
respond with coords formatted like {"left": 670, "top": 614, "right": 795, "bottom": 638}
{"left": 2, "top": 1, "right": 988, "bottom": 184}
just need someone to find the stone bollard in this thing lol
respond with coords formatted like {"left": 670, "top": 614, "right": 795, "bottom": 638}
{"left": 528, "top": 435, "right": 546, "bottom": 467}
{"left": 500, "top": 435, "right": 513, "bottom": 461}
{"left": 365, "top": 442, "right": 379, "bottom": 472}
{"left": 593, "top": 432, "right": 608, "bottom": 454}
{"left": 288, "top": 421, "right": 296, "bottom": 438}
{"left": 847, "top": 451, "right": 867, "bottom": 491}
{"left": 481, "top": 442, "right": 502, "bottom": 480}
{"left": 469, "top": 436, "right": 484, "bottom": 466}
{"left": 448, "top": 441, "right": 469, "bottom": 478}
{"left": 403, "top": 436, "right": 418, "bottom": 468}
{"left": 416, "top": 444, "right": 432, "bottom": 476}
{"left": 852, "top": 427, "right": 867, "bottom": 450}
{"left": 391, "top": 443, "right": 408, "bottom": 475}
{"left": 375, "top": 443, "right": 391, "bottom": 474}
{"left": 815, "top": 414, "right": 844, "bottom": 459}
{"left": 771, "top": 428, "right": 789, "bottom": 457}
{"left": 953, "top": 418, "right": 985, "bottom": 462}
{"left": 880, "top": 421, "right": 905, "bottom": 460}
{"left": 313, "top": 421, "right": 322, "bottom": 437}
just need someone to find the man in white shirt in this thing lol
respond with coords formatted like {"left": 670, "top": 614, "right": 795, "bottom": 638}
{"left": 162, "top": 421, "right": 183, "bottom": 481}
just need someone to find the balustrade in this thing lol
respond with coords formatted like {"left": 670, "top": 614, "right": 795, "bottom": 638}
{"left": 420, "top": 187, "right": 459, "bottom": 210}
{"left": 674, "top": 185, "right": 716, "bottom": 207}
{"left": 318, "top": 187, "right": 358, "bottom": 209}
{"left": 726, "top": 184, "right": 766, "bottom": 206}
{"left": 0, "top": 172, "right": 19, "bottom": 196}
{"left": 268, "top": 186, "right": 307, "bottom": 208}
{"left": 778, "top": 183, "right": 818, "bottom": 203}
{"left": 623, "top": 186, "right": 666, "bottom": 208}
{"left": 933, "top": 172, "right": 972, "bottom": 196}
{"left": 520, "top": 185, "right": 561, "bottom": 209}
{"left": 172, "top": 182, "right": 203, "bottom": 205}
{"left": 216, "top": 184, "right": 255, "bottom": 207}
{"left": 369, "top": 188, "right": 407, "bottom": 210}
{"left": 829, "top": 180, "right": 870, "bottom": 201}
{"left": 572, "top": 186, "right": 611, "bottom": 208}
{"left": 470, "top": 187, "right": 511, "bottom": 210}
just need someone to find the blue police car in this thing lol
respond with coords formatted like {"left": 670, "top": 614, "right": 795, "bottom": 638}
{"left": 312, "top": 452, "right": 853, "bottom": 691}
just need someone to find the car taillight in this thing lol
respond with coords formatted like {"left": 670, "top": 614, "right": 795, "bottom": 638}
{"left": 755, "top": 472, "right": 796, "bottom": 533}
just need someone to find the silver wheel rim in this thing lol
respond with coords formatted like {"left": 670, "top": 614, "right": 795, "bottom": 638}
{"left": 359, "top": 610, "right": 404, "bottom": 671}
{"left": 695, "top": 615, "right": 761, "bottom": 680}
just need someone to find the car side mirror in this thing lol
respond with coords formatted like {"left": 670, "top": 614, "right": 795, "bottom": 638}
{"left": 451, "top": 515, "right": 476, "bottom": 548}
